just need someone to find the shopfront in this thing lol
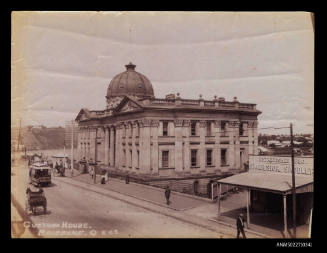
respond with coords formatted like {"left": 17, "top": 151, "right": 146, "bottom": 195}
{"left": 216, "top": 155, "right": 313, "bottom": 234}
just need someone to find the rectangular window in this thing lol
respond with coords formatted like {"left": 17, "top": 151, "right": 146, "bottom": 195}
{"left": 163, "top": 121, "right": 168, "bottom": 136}
{"left": 239, "top": 122, "right": 244, "bottom": 136}
{"left": 191, "top": 121, "right": 197, "bottom": 136}
{"left": 221, "top": 121, "right": 227, "bottom": 136}
{"left": 123, "top": 126, "right": 126, "bottom": 138}
{"left": 137, "top": 150, "right": 140, "bottom": 168}
{"left": 162, "top": 151, "right": 169, "bottom": 168}
{"left": 221, "top": 149, "right": 227, "bottom": 166}
{"left": 206, "top": 121, "right": 211, "bottom": 136}
{"left": 206, "top": 149, "right": 213, "bottom": 166}
{"left": 129, "top": 150, "right": 132, "bottom": 167}
{"left": 191, "top": 149, "right": 197, "bottom": 167}
{"left": 123, "top": 150, "right": 126, "bottom": 166}
{"left": 221, "top": 121, "right": 226, "bottom": 131}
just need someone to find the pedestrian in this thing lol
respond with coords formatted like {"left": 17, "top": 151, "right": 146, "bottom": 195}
{"left": 165, "top": 185, "right": 171, "bottom": 205}
{"left": 125, "top": 175, "right": 130, "bottom": 184}
{"left": 101, "top": 170, "right": 108, "bottom": 184}
{"left": 236, "top": 213, "right": 246, "bottom": 239}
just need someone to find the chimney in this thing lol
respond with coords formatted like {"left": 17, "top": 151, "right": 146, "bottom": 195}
{"left": 233, "top": 96, "right": 239, "bottom": 108}
{"left": 199, "top": 94, "right": 204, "bottom": 107}
{"left": 175, "top": 93, "right": 181, "bottom": 105}
{"left": 213, "top": 95, "right": 219, "bottom": 107}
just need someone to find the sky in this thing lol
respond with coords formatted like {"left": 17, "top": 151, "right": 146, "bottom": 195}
{"left": 11, "top": 12, "right": 314, "bottom": 134}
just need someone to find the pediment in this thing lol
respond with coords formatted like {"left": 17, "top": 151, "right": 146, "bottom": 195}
{"left": 75, "top": 108, "right": 91, "bottom": 122}
{"left": 115, "top": 96, "right": 143, "bottom": 113}
{"left": 119, "top": 100, "right": 141, "bottom": 112}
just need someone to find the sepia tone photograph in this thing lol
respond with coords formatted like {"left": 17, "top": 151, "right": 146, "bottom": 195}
{"left": 11, "top": 11, "right": 314, "bottom": 239}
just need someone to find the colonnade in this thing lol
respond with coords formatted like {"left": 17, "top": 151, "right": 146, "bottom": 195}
{"left": 77, "top": 119, "right": 258, "bottom": 174}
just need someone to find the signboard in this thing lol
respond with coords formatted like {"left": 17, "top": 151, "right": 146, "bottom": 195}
{"left": 249, "top": 155, "right": 313, "bottom": 177}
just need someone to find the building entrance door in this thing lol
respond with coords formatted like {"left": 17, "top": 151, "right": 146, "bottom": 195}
{"left": 240, "top": 150, "right": 244, "bottom": 169}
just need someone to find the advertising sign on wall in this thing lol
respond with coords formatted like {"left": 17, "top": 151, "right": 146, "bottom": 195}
{"left": 249, "top": 155, "right": 313, "bottom": 177}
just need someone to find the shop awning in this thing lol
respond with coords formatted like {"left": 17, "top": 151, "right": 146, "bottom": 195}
{"left": 217, "top": 172, "right": 313, "bottom": 195}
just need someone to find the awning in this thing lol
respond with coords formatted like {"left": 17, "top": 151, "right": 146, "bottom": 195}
{"left": 217, "top": 172, "right": 313, "bottom": 195}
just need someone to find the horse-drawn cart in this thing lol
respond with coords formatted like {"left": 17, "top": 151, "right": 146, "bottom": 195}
{"left": 29, "top": 162, "right": 52, "bottom": 187}
{"left": 51, "top": 154, "right": 69, "bottom": 177}
{"left": 25, "top": 186, "right": 47, "bottom": 215}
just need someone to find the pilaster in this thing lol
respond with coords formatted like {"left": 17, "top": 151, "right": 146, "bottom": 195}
{"left": 132, "top": 121, "right": 138, "bottom": 171}
{"left": 104, "top": 127, "right": 109, "bottom": 165}
{"left": 199, "top": 120, "right": 206, "bottom": 171}
{"left": 109, "top": 127, "right": 115, "bottom": 166}
{"left": 213, "top": 121, "right": 221, "bottom": 171}
{"left": 125, "top": 123, "right": 131, "bottom": 169}
{"left": 183, "top": 120, "right": 190, "bottom": 172}
{"left": 227, "top": 121, "right": 235, "bottom": 168}
{"left": 174, "top": 119, "right": 183, "bottom": 172}
{"left": 140, "top": 119, "right": 151, "bottom": 173}
{"left": 151, "top": 120, "right": 159, "bottom": 174}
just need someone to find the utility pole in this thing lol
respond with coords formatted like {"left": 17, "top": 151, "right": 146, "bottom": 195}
{"left": 17, "top": 118, "right": 21, "bottom": 151}
{"left": 290, "top": 123, "right": 296, "bottom": 238}
{"left": 94, "top": 128, "right": 98, "bottom": 184}
{"left": 71, "top": 120, "right": 74, "bottom": 177}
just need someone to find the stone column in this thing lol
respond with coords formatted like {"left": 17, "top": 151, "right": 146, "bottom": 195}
{"left": 199, "top": 120, "right": 207, "bottom": 171}
{"left": 86, "top": 127, "right": 90, "bottom": 160}
{"left": 83, "top": 128, "right": 86, "bottom": 160}
{"left": 174, "top": 119, "right": 184, "bottom": 173}
{"left": 89, "top": 127, "right": 96, "bottom": 161}
{"left": 227, "top": 121, "right": 235, "bottom": 168}
{"left": 132, "top": 121, "right": 138, "bottom": 171}
{"left": 140, "top": 119, "right": 151, "bottom": 173}
{"left": 151, "top": 120, "right": 159, "bottom": 174}
{"left": 76, "top": 128, "right": 81, "bottom": 161}
{"left": 85, "top": 128, "right": 88, "bottom": 159}
{"left": 109, "top": 126, "right": 115, "bottom": 167}
{"left": 213, "top": 120, "right": 221, "bottom": 171}
{"left": 253, "top": 121, "right": 259, "bottom": 155}
{"left": 104, "top": 127, "right": 109, "bottom": 166}
{"left": 183, "top": 120, "right": 190, "bottom": 173}
{"left": 125, "top": 123, "right": 131, "bottom": 170}
{"left": 234, "top": 121, "right": 241, "bottom": 169}
{"left": 115, "top": 123, "right": 122, "bottom": 169}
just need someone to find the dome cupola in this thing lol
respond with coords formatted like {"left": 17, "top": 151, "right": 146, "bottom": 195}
{"left": 106, "top": 62, "right": 155, "bottom": 99}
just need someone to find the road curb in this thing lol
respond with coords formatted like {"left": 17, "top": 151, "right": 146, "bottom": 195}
{"left": 54, "top": 177, "right": 264, "bottom": 238}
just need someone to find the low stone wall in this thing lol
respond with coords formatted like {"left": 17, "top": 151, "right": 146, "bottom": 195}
{"left": 146, "top": 178, "right": 216, "bottom": 197}
{"left": 76, "top": 164, "right": 239, "bottom": 199}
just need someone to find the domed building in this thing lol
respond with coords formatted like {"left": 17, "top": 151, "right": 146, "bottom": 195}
{"left": 105, "top": 62, "right": 154, "bottom": 109}
{"left": 75, "top": 62, "right": 261, "bottom": 193}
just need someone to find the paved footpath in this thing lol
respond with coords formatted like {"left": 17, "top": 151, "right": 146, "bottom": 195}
{"left": 56, "top": 170, "right": 268, "bottom": 238}
{"left": 72, "top": 173, "right": 209, "bottom": 211}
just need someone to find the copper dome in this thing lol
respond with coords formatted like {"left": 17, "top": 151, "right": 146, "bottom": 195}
{"left": 106, "top": 62, "right": 155, "bottom": 99}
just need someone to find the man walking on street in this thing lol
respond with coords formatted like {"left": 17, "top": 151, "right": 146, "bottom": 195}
{"left": 165, "top": 185, "right": 171, "bottom": 205}
{"left": 236, "top": 213, "right": 246, "bottom": 238}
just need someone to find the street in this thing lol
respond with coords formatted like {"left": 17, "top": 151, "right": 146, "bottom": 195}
{"left": 11, "top": 159, "right": 225, "bottom": 238}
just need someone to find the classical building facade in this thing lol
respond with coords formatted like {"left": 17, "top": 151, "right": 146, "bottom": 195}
{"left": 75, "top": 63, "right": 261, "bottom": 176}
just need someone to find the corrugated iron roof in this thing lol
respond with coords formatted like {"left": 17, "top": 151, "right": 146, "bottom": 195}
{"left": 217, "top": 172, "right": 313, "bottom": 194}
